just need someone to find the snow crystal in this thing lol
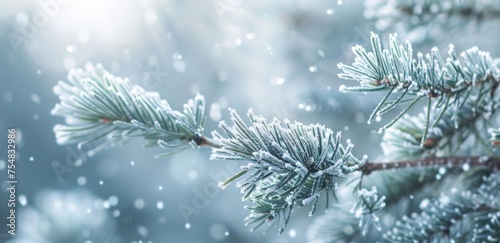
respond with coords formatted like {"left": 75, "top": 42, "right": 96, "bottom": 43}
{"left": 138, "top": 225, "right": 149, "bottom": 237}
{"left": 77, "top": 176, "right": 87, "bottom": 186}
{"left": 318, "top": 49, "right": 326, "bottom": 57}
{"left": 235, "top": 38, "right": 242, "bottom": 46}
{"left": 66, "top": 45, "right": 75, "bottom": 53}
{"left": 289, "top": 229, "right": 297, "bottom": 238}
{"left": 134, "top": 199, "right": 145, "bottom": 209}
{"left": 102, "top": 201, "right": 110, "bottom": 209}
{"left": 462, "top": 163, "right": 470, "bottom": 171}
{"left": 185, "top": 223, "right": 191, "bottom": 229}
{"left": 343, "top": 225, "right": 354, "bottom": 235}
{"left": 19, "top": 195, "right": 27, "bottom": 206}
{"left": 210, "top": 103, "right": 222, "bottom": 121}
{"left": 326, "top": 9, "right": 334, "bottom": 15}
{"left": 438, "top": 167, "right": 446, "bottom": 175}
{"left": 108, "top": 196, "right": 118, "bottom": 206}
{"left": 173, "top": 53, "right": 186, "bottom": 73}
{"left": 439, "top": 195, "right": 450, "bottom": 205}
{"left": 420, "top": 199, "right": 430, "bottom": 208}
{"left": 271, "top": 77, "right": 285, "bottom": 86}
{"left": 309, "top": 66, "right": 318, "bottom": 72}
{"left": 156, "top": 201, "right": 164, "bottom": 209}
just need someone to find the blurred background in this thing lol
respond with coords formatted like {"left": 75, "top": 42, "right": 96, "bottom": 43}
{"left": 0, "top": 0, "right": 499, "bottom": 242}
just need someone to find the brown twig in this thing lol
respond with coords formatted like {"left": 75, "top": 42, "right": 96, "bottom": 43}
{"left": 199, "top": 136, "right": 222, "bottom": 148}
{"left": 360, "top": 156, "right": 500, "bottom": 175}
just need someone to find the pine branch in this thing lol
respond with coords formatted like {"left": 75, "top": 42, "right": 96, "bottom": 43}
{"left": 381, "top": 84, "right": 497, "bottom": 161}
{"left": 473, "top": 211, "right": 500, "bottom": 242}
{"left": 51, "top": 63, "right": 215, "bottom": 157}
{"left": 338, "top": 33, "right": 500, "bottom": 143}
{"left": 385, "top": 192, "right": 490, "bottom": 242}
{"left": 365, "top": 0, "right": 500, "bottom": 42}
{"left": 361, "top": 156, "right": 500, "bottom": 175}
{"left": 210, "top": 108, "right": 367, "bottom": 233}
{"left": 307, "top": 168, "right": 446, "bottom": 243}
{"left": 350, "top": 186, "right": 385, "bottom": 236}
{"left": 47, "top": 53, "right": 500, "bottom": 242}
{"left": 307, "top": 204, "right": 362, "bottom": 243}
{"left": 384, "top": 173, "right": 500, "bottom": 242}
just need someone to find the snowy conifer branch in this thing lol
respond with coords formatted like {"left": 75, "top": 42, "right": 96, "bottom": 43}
{"left": 474, "top": 211, "right": 500, "bottom": 242}
{"left": 308, "top": 168, "right": 452, "bottom": 242}
{"left": 350, "top": 186, "right": 385, "bottom": 236}
{"left": 308, "top": 164, "right": 450, "bottom": 242}
{"left": 210, "top": 108, "right": 367, "bottom": 233}
{"left": 338, "top": 33, "right": 500, "bottom": 144}
{"left": 307, "top": 204, "right": 362, "bottom": 243}
{"left": 385, "top": 191, "right": 489, "bottom": 242}
{"left": 384, "top": 173, "right": 500, "bottom": 242}
{"left": 51, "top": 63, "right": 217, "bottom": 157}
{"left": 381, "top": 77, "right": 500, "bottom": 161}
{"left": 366, "top": 0, "right": 500, "bottom": 38}
{"left": 364, "top": 0, "right": 500, "bottom": 42}
{"left": 361, "top": 156, "right": 500, "bottom": 175}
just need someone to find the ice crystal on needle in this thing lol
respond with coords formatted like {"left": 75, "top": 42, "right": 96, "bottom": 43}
{"left": 211, "top": 108, "right": 367, "bottom": 233}
{"left": 51, "top": 63, "right": 207, "bottom": 157}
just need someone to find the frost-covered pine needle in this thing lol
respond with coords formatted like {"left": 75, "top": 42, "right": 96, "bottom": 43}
{"left": 350, "top": 186, "right": 385, "bottom": 236}
{"left": 51, "top": 63, "right": 207, "bottom": 157}
{"left": 338, "top": 33, "right": 499, "bottom": 144}
{"left": 210, "top": 108, "right": 367, "bottom": 233}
